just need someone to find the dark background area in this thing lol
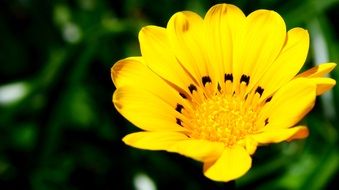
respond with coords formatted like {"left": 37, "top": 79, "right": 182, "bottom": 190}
{"left": 0, "top": 0, "right": 338, "bottom": 189}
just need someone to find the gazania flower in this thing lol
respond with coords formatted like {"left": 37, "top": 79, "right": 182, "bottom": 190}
{"left": 111, "top": 3, "right": 336, "bottom": 182}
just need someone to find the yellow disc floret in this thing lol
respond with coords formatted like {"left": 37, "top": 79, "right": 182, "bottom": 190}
{"left": 190, "top": 94, "right": 258, "bottom": 147}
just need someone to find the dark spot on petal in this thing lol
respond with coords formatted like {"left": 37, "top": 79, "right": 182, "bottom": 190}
{"left": 224, "top": 73, "right": 233, "bottom": 82}
{"left": 244, "top": 94, "right": 248, "bottom": 100}
{"left": 176, "top": 118, "right": 183, "bottom": 126}
{"left": 202, "top": 76, "right": 212, "bottom": 86}
{"left": 217, "top": 83, "right": 222, "bottom": 92}
{"left": 265, "top": 96, "right": 272, "bottom": 103}
{"left": 179, "top": 92, "right": 187, "bottom": 99}
{"left": 240, "top": 74, "right": 250, "bottom": 86}
{"left": 264, "top": 118, "right": 269, "bottom": 126}
{"left": 175, "top": 104, "right": 184, "bottom": 113}
{"left": 182, "top": 20, "right": 189, "bottom": 32}
{"left": 188, "top": 84, "right": 197, "bottom": 94}
{"left": 223, "top": 6, "right": 228, "bottom": 14}
{"left": 255, "top": 86, "right": 264, "bottom": 97}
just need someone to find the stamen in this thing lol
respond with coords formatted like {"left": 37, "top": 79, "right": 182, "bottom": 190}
{"left": 190, "top": 94, "right": 259, "bottom": 147}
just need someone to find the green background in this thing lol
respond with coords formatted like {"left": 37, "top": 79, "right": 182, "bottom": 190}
{"left": 0, "top": 0, "right": 338, "bottom": 189}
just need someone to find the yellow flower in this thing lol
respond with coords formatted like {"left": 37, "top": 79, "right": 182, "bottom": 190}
{"left": 111, "top": 4, "right": 336, "bottom": 182}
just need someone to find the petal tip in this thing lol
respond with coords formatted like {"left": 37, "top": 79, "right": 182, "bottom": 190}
{"left": 203, "top": 147, "right": 252, "bottom": 182}
{"left": 287, "top": 126, "right": 309, "bottom": 142}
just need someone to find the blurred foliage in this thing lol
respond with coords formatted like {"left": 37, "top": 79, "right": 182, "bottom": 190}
{"left": 0, "top": 0, "right": 338, "bottom": 189}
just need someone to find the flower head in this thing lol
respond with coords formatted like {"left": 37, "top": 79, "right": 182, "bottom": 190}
{"left": 111, "top": 4, "right": 336, "bottom": 182}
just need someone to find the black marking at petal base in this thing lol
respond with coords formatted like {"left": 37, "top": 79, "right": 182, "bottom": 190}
{"left": 265, "top": 96, "right": 272, "bottom": 103}
{"left": 179, "top": 92, "right": 187, "bottom": 99}
{"left": 240, "top": 74, "right": 250, "bottom": 85}
{"left": 202, "top": 76, "right": 212, "bottom": 86}
{"left": 255, "top": 86, "right": 264, "bottom": 97}
{"left": 188, "top": 84, "right": 197, "bottom": 94}
{"left": 264, "top": 118, "right": 269, "bottom": 126}
{"left": 176, "top": 118, "right": 183, "bottom": 126}
{"left": 217, "top": 83, "right": 222, "bottom": 92}
{"left": 224, "top": 73, "right": 233, "bottom": 82}
{"left": 175, "top": 104, "right": 184, "bottom": 113}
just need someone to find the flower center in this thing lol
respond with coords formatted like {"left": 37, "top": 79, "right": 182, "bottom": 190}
{"left": 190, "top": 94, "right": 258, "bottom": 147}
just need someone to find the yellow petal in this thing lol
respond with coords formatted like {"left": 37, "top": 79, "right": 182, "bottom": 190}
{"left": 307, "top": 77, "right": 336, "bottom": 95}
{"left": 139, "top": 25, "right": 195, "bottom": 94}
{"left": 111, "top": 56, "right": 189, "bottom": 108}
{"left": 113, "top": 87, "right": 187, "bottom": 132}
{"left": 296, "top": 63, "right": 337, "bottom": 95}
{"left": 257, "top": 78, "right": 316, "bottom": 129}
{"left": 297, "top": 62, "right": 336, "bottom": 78}
{"left": 233, "top": 9, "right": 286, "bottom": 94}
{"left": 111, "top": 57, "right": 143, "bottom": 88}
{"left": 169, "top": 139, "right": 224, "bottom": 162}
{"left": 252, "top": 126, "right": 309, "bottom": 144}
{"left": 123, "top": 131, "right": 188, "bottom": 150}
{"left": 166, "top": 11, "right": 211, "bottom": 88}
{"left": 203, "top": 146, "right": 251, "bottom": 182}
{"left": 256, "top": 28, "right": 310, "bottom": 101}
{"left": 204, "top": 4, "right": 246, "bottom": 86}
{"left": 238, "top": 137, "right": 258, "bottom": 155}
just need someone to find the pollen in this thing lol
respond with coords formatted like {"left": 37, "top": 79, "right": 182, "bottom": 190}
{"left": 190, "top": 94, "right": 259, "bottom": 147}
